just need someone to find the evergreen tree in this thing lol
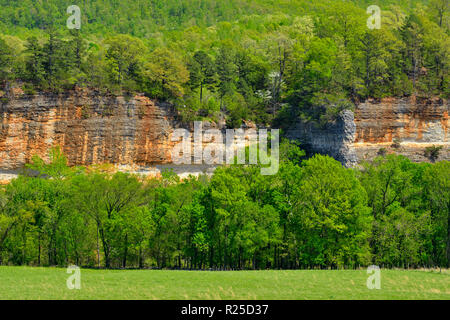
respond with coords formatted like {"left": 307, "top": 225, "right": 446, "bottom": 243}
{"left": 0, "top": 38, "right": 13, "bottom": 83}
{"left": 188, "top": 50, "right": 216, "bottom": 103}
{"left": 216, "top": 45, "right": 236, "bottom": 107}
{"left": 25, "top": 37, "right": 45, "bottom": 86}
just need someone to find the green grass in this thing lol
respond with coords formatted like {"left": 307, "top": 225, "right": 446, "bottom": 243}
{"left": 0, "top": 267, "right": 449, "bottom": 300}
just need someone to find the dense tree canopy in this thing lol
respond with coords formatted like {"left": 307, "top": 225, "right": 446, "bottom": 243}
{"left": 0, "top": 0, "right": 448, "bottom": 125}
{"left": 0, "top": 145, "right": 448, "bottom": 269}
{"left": 0, "top": 0, "right": 448, "bottom": 270}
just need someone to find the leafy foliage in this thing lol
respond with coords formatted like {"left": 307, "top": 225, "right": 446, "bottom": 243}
{"left": 0, "top": 0, "right": 448, "bottom": 125}
{"left": 0, "top": 145, "right": 448, "bottom": 269}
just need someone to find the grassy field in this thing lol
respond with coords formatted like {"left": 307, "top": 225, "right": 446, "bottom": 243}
{"left": 0, "top": 267, "right": 449, "bottom": 300}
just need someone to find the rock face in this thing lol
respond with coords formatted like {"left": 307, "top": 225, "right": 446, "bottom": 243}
{"left": 286, "top": 97, "right": 448, "bottom": 166}
{"left": 286, "top": 110, "right": 358, "bottom": 167}
{"left": 354, "top": 97, "right": 449, "bottom": 162}
{"left": 0, "top": 89, "right": 180, "bottom": 180}
{"left": 0, "top": 90, "right": 448, "bottom": 182}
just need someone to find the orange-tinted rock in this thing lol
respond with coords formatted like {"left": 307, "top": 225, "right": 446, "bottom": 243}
{"left": 287, "top": 96, "right": 448, "bottom": 166}
{"left": 0, "top": 89, "right": 179, "bottom": 172}
{"left": 354, "top": 97, "right": 449, "bottom": 162}
{"left": 1, "top": 91, "right": 448, "bottom": 182}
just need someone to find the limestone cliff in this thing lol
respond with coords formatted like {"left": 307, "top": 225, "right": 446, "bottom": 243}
{"left": 354, "top": 97, "right": 449, "bottom": 162}
{"left": 0, "top": 88, "right": 184, "bottom": 182}
{"left": 287, "top": 96, "right": 448, "bottom": 166}
{"left": 0, "top": 90, "right": 448, "bottom": 182}
{"left": 286, "top": 110, "right": 358, "bottom": 167}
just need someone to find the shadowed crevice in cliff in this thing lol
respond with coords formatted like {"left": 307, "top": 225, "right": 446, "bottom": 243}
{"left": 285, "top": 109, "right": 358, "bottom": 168}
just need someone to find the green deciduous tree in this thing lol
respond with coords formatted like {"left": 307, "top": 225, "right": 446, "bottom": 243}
{"left": 142, "top": 47, "right": 189, "bottom": 99}
{"left": 71, "top": 172, "right": 144, "bottom": 268}
{"left": 292, "top": 155, "right": 372, "bottom": 268}
{"left": 104, "top": 35, "right": 146, "bottom": 89}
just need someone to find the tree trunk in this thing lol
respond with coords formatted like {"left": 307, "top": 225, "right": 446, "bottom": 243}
{"left": 122, "top": 233, "right": 128, "bottom": 268}
{"left": 96, "top": 226, "right": 100, "bottom": 268}
{"left": 138, "top": 245, "right": 143, "bottom": 269}
{"left": 99, "top": 228, "right": 110, "bottom": 268}
{"left": 447, "top": 212, "right": 450, "bottom": 268}
{"left": 38, "top": 232, "right": 41, "bottom": 266}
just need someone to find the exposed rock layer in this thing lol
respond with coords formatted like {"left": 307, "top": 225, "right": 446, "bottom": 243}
{"left": 286, "top": 110, "right": 358, "bottom": 167}
{"left": 0, "top": 89, "right": 179, "bottom": 181}
{"left": 354, "top": 97, "right": 449, "bottom": 162}
{"left": 0, "top": 90, "right": 448, "bottom": 182}
{"left": 287, "top": 96, "right": 448, "bottom": 166}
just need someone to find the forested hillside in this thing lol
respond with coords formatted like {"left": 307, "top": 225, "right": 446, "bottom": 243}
{"left": 0, "top": 0, "right": 449, "bottom": 270}
{"left": 0, "top": 0, "right": 428, "bottom": 34}
{"left": 0, "top": 0, "right": 448, "bottom": 127}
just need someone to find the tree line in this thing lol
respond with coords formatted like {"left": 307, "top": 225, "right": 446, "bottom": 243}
{"left": 0, "top": 144, "right": 448, "bottom": 269}
{"left": 0, "top": 0, "right": 448, "bottom": 127}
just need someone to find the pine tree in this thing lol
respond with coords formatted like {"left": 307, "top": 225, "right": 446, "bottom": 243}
{"left": 216, "top": 45, "right": 236, "bottom": 107}
{"left": 25, "top": 36, "right": 45, "bottom": 86}
{"left": 188, "top": 50, "right": 216, "bottom": 103}
{"left": 0, "top": 38, "right": 13, "bottom": 83}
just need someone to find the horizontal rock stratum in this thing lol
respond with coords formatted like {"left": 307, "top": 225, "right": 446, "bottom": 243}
{"left": 287, "top": 97, "right": 448, "bottom": 166}
{"left": 0, "top": 90, "right": 177, "bottom": 168}
{"left": 0, "top": 88, "right": 185, "bottom": 182}
{"left": 353, "top": 97, "right": 449, "bottom": 162}
{"left": 0, "top": 89, "right": 448, "bottom": 182}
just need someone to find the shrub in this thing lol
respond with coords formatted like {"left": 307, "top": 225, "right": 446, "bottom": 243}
{"left": 377, "top": 148, "right": 387, "bottom": 156}
{"left": 424, "top": 145, "right": 443, "bottom": 162}
{"left": 391, "top": 138, "right": 401, "bottom": 149}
